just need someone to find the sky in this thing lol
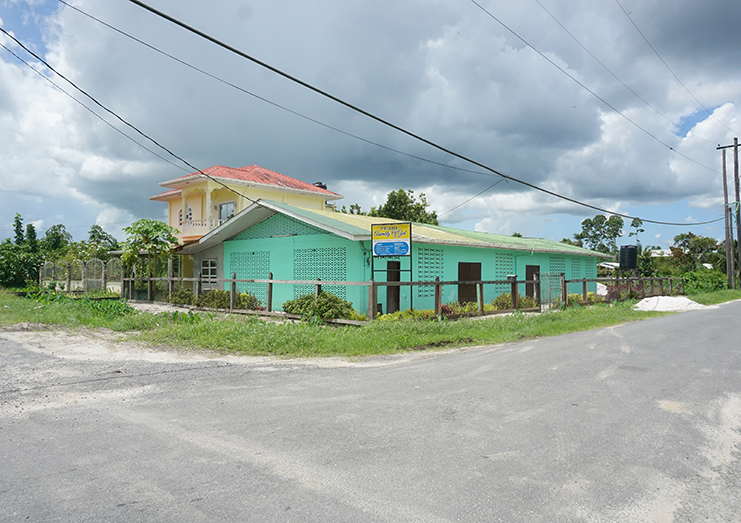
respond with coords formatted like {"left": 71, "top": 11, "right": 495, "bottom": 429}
{"left": 1, "top": 0, "right": 740, "bottom": 248}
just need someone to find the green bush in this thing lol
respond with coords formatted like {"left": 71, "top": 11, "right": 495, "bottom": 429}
{"left": 167, "top": 286, "right": 195, "bottom": 306}
{"left": 238, "top": 292, "right": 262, "bottom": 311}
{"left": 377, "top": 308, "right": 437, "bottom": 321}
{"left": 684, "top": 269, "right": 726, "bottom": 294}
{"left": 282, "top": 291, "right": 366, "bottom": 321}
{"left": 491, "top": 293, "right": 538, "bottom": 310}
{"left": 567, "top": 292, "right": 604, "bottom": 305}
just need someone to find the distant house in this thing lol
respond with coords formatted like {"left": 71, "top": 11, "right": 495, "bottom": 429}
{"left": 175, "top": 199, "right": 610, "bottom": 315}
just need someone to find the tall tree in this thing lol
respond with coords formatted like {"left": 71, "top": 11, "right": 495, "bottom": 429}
{"left": 669, "top": 232, "right": 719, "bottom": 273}
{"left": 368, "top": 189, "right": 439, "bottom": 225}
{"left": 42, "top": 224, "right": 72, "bottom": 256}
{"left": 13, "top": 213, "right": 24, "bottom": 246}
{"left": 572, "top": 214, "right": 624, "bottom": 254}
{"left": 25, "top": 223, "right": 38, "bottom": 253}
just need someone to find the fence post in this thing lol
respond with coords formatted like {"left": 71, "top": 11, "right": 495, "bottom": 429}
{"left": 81, "top": 261, "right": 87, "bottom": 293}
{"left": 103, "top": 263, "right": 108, "bottom": 294}
{"left": 368, "top": 280, "right": 377, "bottom": 320}
{"left": 434, "top": 277, "right": 442, "bottom": 318}
{"left": 267, "top": 272, "right": 273, "bottom": 312}
{"left": 560, "top": 273, "right": 567, "bottom": 307}
{"left": 640, "top": 278, "right": 646, "bottom": 299}
{"left": 315, "top": 278, "right": 322, "bottom": 296}
{"left": 230, "top": 272, "right": 237, "bottom": 310}
{"left": 534, "top": 273, "right": 540, "bottom": 307}
{"left": 66, "top": 263, "right": 72, "bottom": 294}
{"left": 167, "top": 258, "right": 173, "bottom": 299}
{"left": 147, "top": 269, "right": 154, "bottom": 302}
{"left": 478, "top": 283, "right": 484, "bottom": 314}
{"left": 659, "top": 278, "right": 664, "bottom": 296}
{"left": 196, "top": 271, "right": 202, "bottom": 298}
{"left": 129, "top": 269, "right": 136, "bottom": 300}
{"left": 508, "top": 275, "right": 518, "bottom": 309}
{"left": 669, "top": 278, "right": 674, "bottom": 295}
{"left": 582, "top": 280, "right": 588, "bottom": 304}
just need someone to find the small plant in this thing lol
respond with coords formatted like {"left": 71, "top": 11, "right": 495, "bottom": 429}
{"left": 283, "top": 291, "right": 366, "bottom": 321}
{"left": 491, "top": 293, "right": 537, "bottom": 310}
{"left": 165, "top": 310, "right": 202, "bottom": 324}
{"left": 377, "top": 308, "right": 437, "bottom": 321}
{"left": 238, "top": 292, "right": 263, "bottom": 311}
{"left": 166, "top": 286, "right": 195, "bottom": 306}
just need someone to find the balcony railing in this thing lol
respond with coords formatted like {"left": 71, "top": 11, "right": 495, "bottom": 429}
{"left": 179, "top": 217, "right": 233, "bottom": 239}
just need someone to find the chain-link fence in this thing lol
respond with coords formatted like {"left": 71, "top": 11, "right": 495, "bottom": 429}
{"left": 40, "top": 258, "right": 124, "bottom": 294}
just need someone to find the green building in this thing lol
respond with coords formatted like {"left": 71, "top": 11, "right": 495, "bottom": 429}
{"left": 178, "top": 200, "right": 609, "bottom": 315}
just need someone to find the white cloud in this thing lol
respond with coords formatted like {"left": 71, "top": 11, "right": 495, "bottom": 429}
{"left": 0, "top": 0, "right": 739, "bottom": 242}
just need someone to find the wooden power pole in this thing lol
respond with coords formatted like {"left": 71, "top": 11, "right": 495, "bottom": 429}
{"left": 718, "top": 139, "right": 740, "bottom": 289}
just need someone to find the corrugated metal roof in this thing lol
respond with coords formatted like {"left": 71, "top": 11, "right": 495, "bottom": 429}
{"left": 264, "top": 201, "right": 609, "bottom": 257}
{"left": 158, "top": 165, "right": 342, "bottom": 198}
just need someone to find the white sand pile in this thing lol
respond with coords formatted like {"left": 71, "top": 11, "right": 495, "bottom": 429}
{"left": 633, "top": 296, "right": 709, "bottom": 312}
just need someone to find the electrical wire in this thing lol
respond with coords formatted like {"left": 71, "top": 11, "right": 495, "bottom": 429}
{"left": 56, "top": 0, "right": 503, "bottom": 181}
{"left": 0, "top": 40, "right": 190, "bottom": 173}
{"left": 614, "top": 0, "right": 740, "bottom": 137}
{"left": 439, "top": 179, "right": 505, "bottom": 217}
{"left": 467, "top": 0, "right": 718, "bottom": 174}
{"left": 0, "top": 26, "right": 261, "bottom": 209}
{"left": 125, "top": 0, "right": 723, "bottom": 226}
{"left": 532, "top": 0, "right": 716, "bottom": 145}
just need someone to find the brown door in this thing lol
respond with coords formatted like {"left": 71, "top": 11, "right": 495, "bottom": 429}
{"left": 526, "top": 265, "right": 540, "bottom": 299}
{"left": 387, "top": 261, "right": 401, "bottom": 314}
{"left": 458, "top": 262, "right": 481, "bottom": 304}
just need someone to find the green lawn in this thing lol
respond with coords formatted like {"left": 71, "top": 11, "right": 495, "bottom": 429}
{"left": 0, "top": 289, "right": 691, "bottom": 357}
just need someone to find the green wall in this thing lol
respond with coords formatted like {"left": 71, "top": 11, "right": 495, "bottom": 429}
{"left": 223, "top": 213, "right": 599, "bottom": 314}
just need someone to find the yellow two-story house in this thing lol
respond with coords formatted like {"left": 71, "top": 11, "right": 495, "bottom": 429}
{"left": 150, "top": 164, "right": 343, "bottom": 243}
{"left": 149, "top": 164, "right": 343, "bottom": 280}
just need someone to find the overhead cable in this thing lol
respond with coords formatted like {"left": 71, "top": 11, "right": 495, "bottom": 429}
{"left": 614, "top": 0, "right": 740, "bottom": 136}
{"left": 467, "top": 0, "right": 718, "bottom": 174}
{"left": 532, "top": 0, "right": 715, "bottom": 145}
{"left": 125, "top": 0, "right": 723, "bottom": 226}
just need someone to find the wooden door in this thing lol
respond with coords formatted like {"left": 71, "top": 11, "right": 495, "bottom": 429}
{"left": 526, "top": 265, "right": 540, "bottom": 299}
{"left": 387, "top": 261, "right": 401, "bottom": 314}
{"left": 458, "top": 262, "right": 481, "bottom": 304}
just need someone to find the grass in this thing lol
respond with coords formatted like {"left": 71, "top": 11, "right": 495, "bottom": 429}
{"left": 129, "top": 302, "right": 674, "bottom": 357}
{"left": 687, "top": 289, "right": 741, "bottom": 306}
{"left": 1, "top": 289, "right": 682, "bottom": 358}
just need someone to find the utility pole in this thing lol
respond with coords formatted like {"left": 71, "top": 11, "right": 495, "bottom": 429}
{"left": 720, "top": 148, "right": 735, "bottom": 288}
{"left": 718, "top": 139, "right": 740, "bottom": 289}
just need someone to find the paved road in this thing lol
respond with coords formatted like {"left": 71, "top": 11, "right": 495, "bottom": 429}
{"left": 1, "top": 302, "right": 740, "bottom": 522}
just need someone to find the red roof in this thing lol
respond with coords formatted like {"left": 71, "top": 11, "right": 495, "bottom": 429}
{"left": 158, "top": 165, "right": 342, "bottom": 198}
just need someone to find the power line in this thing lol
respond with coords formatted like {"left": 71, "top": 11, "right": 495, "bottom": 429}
{"left": 614, "top": 0, "right": 740, "bottom": 137}
{"left": 467, "top": 0, "right": 719, "bottom": 174}
{"left": 55, "top": 0, "right": 502, "bottom": 181}
{"left": 439, "top": 179, "right": 505, "bottom": 217}
{"left": 125, "top": 0, "right": 723, "bottom": 226}
{"left": 0, "top": 25, "right": 261, "bottom": 210}
{"left": 0, "top": 40, "right": 190, "bottom": 173}
{"left": 532, "top": 0, "right": 716, "bottom": 146}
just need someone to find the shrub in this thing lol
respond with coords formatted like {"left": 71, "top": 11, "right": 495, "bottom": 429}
{"left": 685, "top": 269, "right": 726, "bottom": 294}
{"left": 377, "top": 308, "right": 437, "bottom": 321}
{"left": 567, "top": 292, "right": 604, "bottom": 305}
{"left": 167, "top": 286, "right": 195, "bottom": 306}
{"left": 282, "top": 291, "right": 366, "bottom": 321}
{"left": 491, "top": 293, "right": 538, "bottom": 310}
{"left": 238, "top": 292, "right": 262, "bottom": 311}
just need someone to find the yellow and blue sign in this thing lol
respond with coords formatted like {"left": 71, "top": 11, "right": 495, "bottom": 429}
{"left": 371, "top": 223, "right": 412, "bottom": 257}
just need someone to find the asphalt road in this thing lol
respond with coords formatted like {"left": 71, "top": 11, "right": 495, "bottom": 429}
{"left": 1, "top": 302, "right": 740, "bottom": 522}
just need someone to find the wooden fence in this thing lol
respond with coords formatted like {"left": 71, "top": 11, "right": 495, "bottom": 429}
{"left": 122, "top": 272, "right": 685, "bottom": 321}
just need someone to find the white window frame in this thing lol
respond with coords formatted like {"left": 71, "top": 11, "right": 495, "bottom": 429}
{"left": 201, "top": 259, "right": 218, "bottom": 290}
{"left": 218, "top": 201, "right": 235, "bottom": 224}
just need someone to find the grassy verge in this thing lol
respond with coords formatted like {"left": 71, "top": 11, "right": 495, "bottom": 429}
{"left": 1, "top": 290, "right": 678, "bottom": 357}
{"left": 688, "top": 289, "right": 741, "bottom": 305}
{"left": 132, "top": 302, "right": 673, "bottom": 357}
